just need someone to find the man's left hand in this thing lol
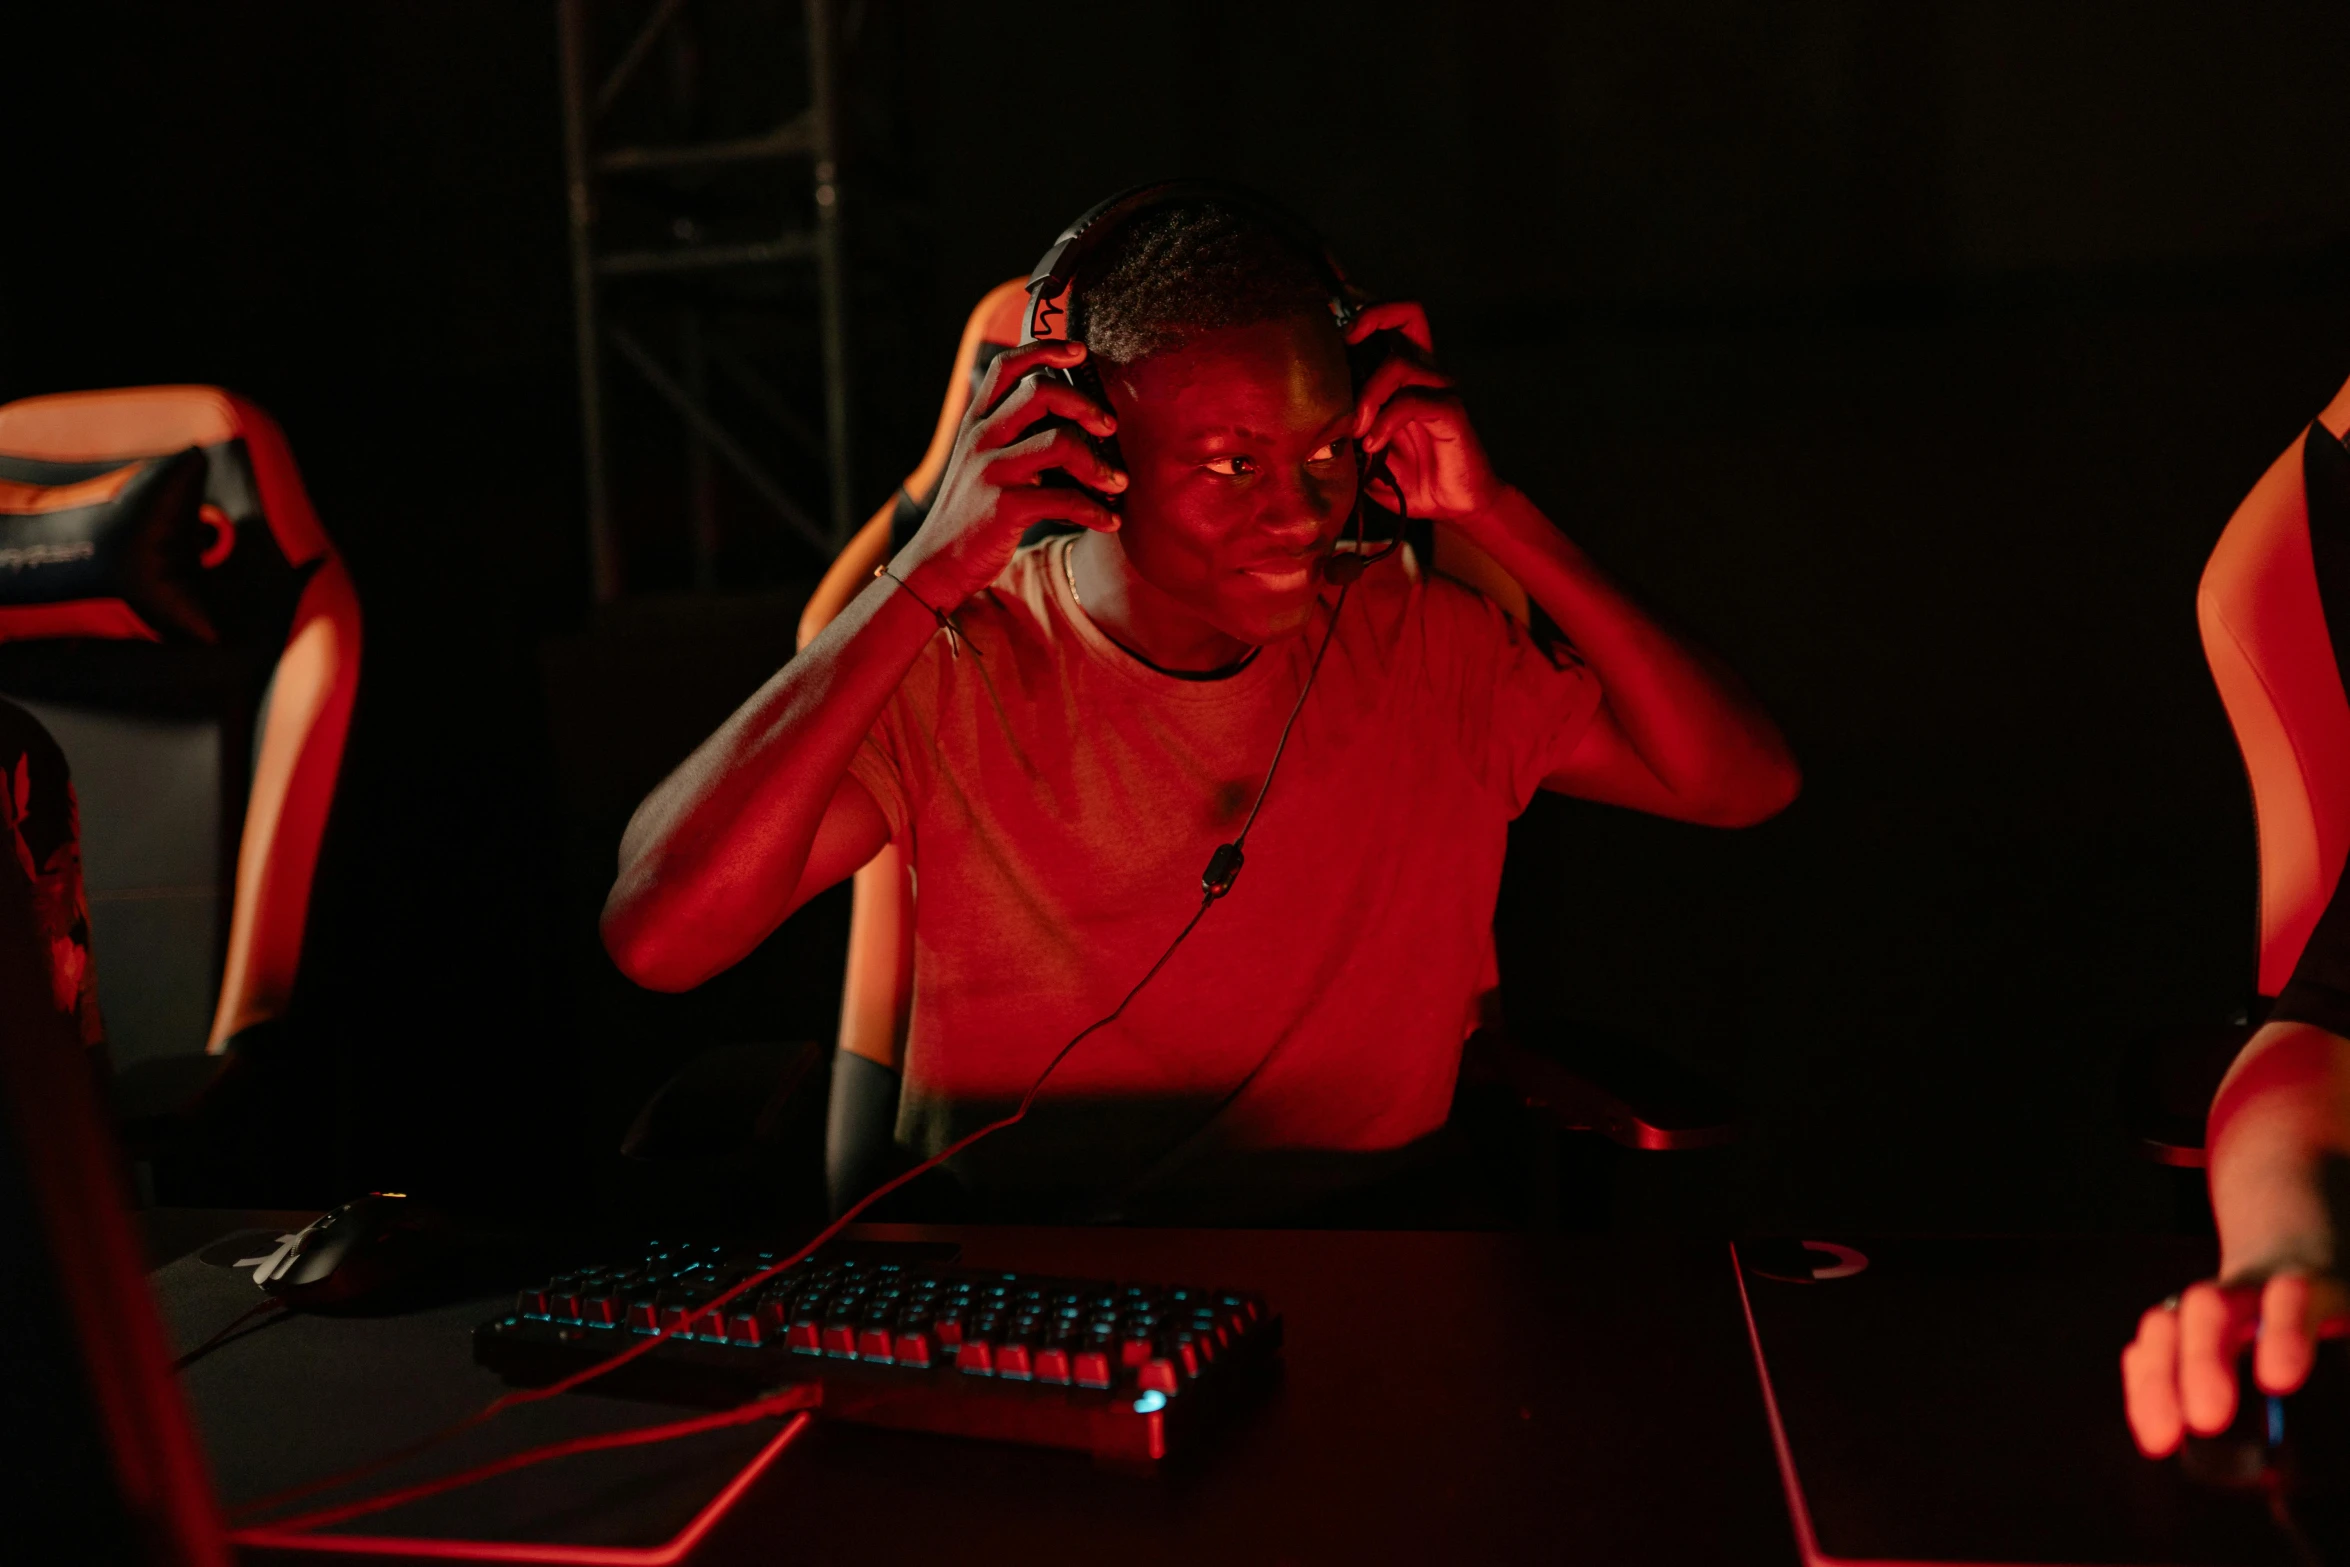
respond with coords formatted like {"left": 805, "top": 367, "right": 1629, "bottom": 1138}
{"left": 1347, "top": 302, "right": 1510, "bottom": 526}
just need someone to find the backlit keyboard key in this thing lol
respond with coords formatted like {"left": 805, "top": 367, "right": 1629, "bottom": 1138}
{"left": 857, "top": 1327, "right": 895, "bottom": 1362}
{"left": 1032, "top": 1347, "right": 1071, "bottom": 1384}
{"left": 787, "top": 1321, "right": 821, "bottom": 1353}
{"left": 1073, "top": 1350, "right": 1112, "bottom": 1388}
{"left": 728, "top": 1313, "right": 762, "bottom": 1346}
{"left": 822, "top": 1325, "right": 858, "bottom": 1358}
{"left": 994, "top": 1342, "right": 1032, "bottom": 1380}
{"left": 956, "top": 1340, "right": 994, "bottom": 1375}
{"left": 1138, "top": 1358, "right": 1180, "bottom": 1396}
{"left": 893, "top": 1330, "right": 933, "bottom": 1367}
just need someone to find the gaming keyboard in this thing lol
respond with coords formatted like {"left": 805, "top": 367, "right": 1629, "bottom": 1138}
{"left": 473, "top": 1242, "right": 1281, "bottom": 1462}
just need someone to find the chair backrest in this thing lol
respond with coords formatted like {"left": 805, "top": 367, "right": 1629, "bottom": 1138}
{"left": 0, "top": 387, "right": 361, "bottom": 1068}
{"left": 2200, "top": 396, "right": 2350, "bottom": 997}
{"left": 795, "top": 281, "right": 1032, "bottom": 1076}
{"left": 798, "top": 280, "right": 1035, "bottom": 648}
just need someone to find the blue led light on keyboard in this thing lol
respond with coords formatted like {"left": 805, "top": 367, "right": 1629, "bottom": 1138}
{"left": 1132, "top": 1390, "right": 1166, "bottom": 1414}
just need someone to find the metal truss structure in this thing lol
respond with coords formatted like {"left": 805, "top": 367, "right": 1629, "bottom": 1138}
{"left": 556, "top": 0, "right": 853, "bottom": 600}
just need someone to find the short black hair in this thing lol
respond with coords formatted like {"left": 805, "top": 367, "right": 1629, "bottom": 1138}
{"left": 1080, "top": 200, "right": 1337, "bottom": 368}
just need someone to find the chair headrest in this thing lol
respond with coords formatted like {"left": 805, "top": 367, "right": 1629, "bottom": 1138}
{"left": 0, "top": 388, "right": 327, "bottom": 649}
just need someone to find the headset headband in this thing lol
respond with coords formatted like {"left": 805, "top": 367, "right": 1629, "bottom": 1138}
{"left": 1021, "top": 181, "right": 1362, "bottom": 347}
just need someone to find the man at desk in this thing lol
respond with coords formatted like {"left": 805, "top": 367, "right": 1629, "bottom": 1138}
{"left": 600, "top": 194, "right": 1800, "bottom": 1221}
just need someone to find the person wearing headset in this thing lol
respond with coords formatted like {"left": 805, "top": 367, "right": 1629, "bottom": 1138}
{"left": 600, "top": 192, "right": 1801, "bottom": 1220}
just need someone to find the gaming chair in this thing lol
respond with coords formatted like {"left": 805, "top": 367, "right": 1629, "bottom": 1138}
{"left": 0, "top": 698, "right": 229, "bottom": 1565}
{"left": 0, "top": 387, "right": 362, "bottom": 1181}
{"left": 785, "top": 281, "right": 1735, "bottom": 1217}
{"left": 2130, "top": 382, "right": 2350, "bottom": 1165}
{"left": 2202, "top": 394, "right": 2350, "bottom": 999}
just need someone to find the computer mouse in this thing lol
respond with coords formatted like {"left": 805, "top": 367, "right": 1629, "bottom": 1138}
{"left": 2181, "top": 1339, "right": 2350, "bottom": 1498}
{"left": 251, "top": 1193, "right": 449, "bottom": 1309}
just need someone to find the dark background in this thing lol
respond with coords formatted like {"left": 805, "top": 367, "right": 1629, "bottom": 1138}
{"left": 7, "top": 0, "right": 2349, "bottom": 1233}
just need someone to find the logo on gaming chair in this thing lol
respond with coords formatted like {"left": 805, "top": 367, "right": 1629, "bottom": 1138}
{"left": 0, "top": 540, "right": 95, "bottom": 573}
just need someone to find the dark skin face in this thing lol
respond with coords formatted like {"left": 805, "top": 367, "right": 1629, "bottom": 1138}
{"left": 1070, "top": 312, "right": 1360, "bottom": 667}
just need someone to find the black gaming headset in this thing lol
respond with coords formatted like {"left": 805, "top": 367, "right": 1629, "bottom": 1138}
{"left": 1017, "top": 180, "right": 1405, "bottom": 583}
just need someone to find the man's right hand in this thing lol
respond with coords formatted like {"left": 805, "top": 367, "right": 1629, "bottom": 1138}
{"left": 890, "top": 339, "right": 1127, "bottom": 606}
{"left": 600, "top": 340, "right": 1133, "bottom": 993}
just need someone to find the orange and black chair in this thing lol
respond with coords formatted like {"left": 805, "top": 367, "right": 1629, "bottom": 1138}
{"left": 787, "top": 282, "right": 1735, "bottom": 1218}
{"left": 0, "top": 694, "right": 228, "bottom": 1565}
{"left": 0, "top": 386, "right": 361, "bottom": 1188}
{"left": 2201, "top": 384, "right": 2350, "bottom": 1004}
{"left": 2129, "top": 377, "right": 2350, "bottom": 1164}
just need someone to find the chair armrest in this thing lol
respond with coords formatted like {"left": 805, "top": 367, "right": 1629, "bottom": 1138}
{"left": 111, "top": 1018, "right": 295, "bottom": 1161}
{"left": 1464, "top": 1025, "right": 1740, "bottom": 1150}
{"left": 621, "top": 1040, "right": 826, "bottom": 1161}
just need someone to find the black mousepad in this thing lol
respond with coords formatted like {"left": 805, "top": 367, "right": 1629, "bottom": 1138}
{"left": 152, "top": 1233, "right": 797, "bottom": 1551}
{"left": 1735, "top": 1235, "right": 2321, "bottom": 1566}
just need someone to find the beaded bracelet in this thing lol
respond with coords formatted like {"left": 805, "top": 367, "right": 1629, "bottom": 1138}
{"left": 873, "top": 563, "right": 977, "bottom": 659}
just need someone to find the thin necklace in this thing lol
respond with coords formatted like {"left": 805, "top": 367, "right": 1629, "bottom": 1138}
{"left": 1062, "top": 536, "right": 1261, "bottom": 682}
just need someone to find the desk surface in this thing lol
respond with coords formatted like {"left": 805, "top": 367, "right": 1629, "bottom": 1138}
{"left": 150, "top": 1214, "right": 1798, "bottom": 1566}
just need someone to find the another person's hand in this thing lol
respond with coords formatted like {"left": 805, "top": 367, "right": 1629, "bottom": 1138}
{"left": 1346, "top": 301, "right": 1508, "bottom": 525}
{"left": 2122, "top": 1022, "right": 2350, "bottom": 1457}
{"left": 2118, "top": 1018, "right": 2350, "bottom": 1457}
{"left": 892, "top": 340, "right": 1127, "bottom": 606}
{"left": 2122, "top": 1267, "right": 2350, "bottom": 1456}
